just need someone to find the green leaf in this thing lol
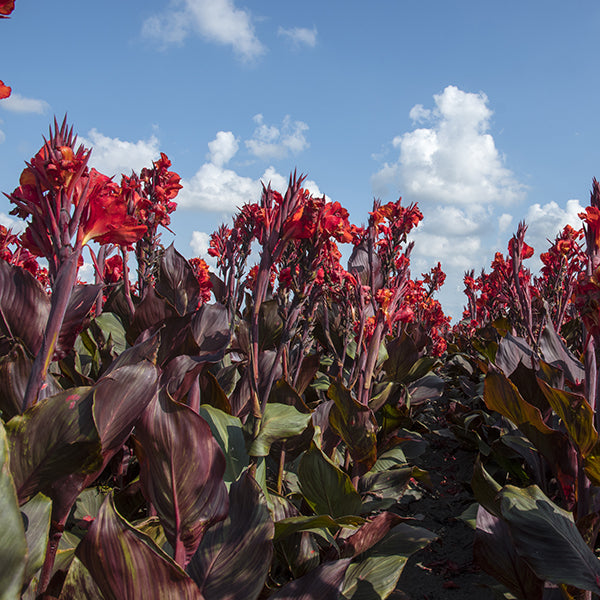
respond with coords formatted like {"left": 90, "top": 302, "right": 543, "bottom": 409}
{"left": 274, "top": 515, "right": 364, "bottom": 542}
{"left": 0, "top": 420, "right": 27, "bottom": 599}
{"left": 58, "top": 556, "right": 105, "bottom": 599}
{"left": 249, "top": 403, "right": 312, "bottom": 457}
{"left": 298, "top": 443, "right": 362, "bottom": 518}
{"left": 537, "top": 377, "right": 598, "bottom": 456}
{"left": 341, "top": 523, "right": 437, "bottom": 599}
{"left": 94, "top": 312, "right": 128, "bottom": 357}
{"left": 199, "top": 404, "right": 249, "bottom": 483}
{"left": 20, "top": 493, "right": 52, "bottom": 585}
{"left": 499, "top": 485, "right": 600, "bottom": 592}
{"left": 6, "top": 387, "right": 102, "bottom": 504}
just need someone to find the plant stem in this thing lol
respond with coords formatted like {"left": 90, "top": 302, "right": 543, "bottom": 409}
{"left": 22, "top": 247, "right": 81, "bottom": 411}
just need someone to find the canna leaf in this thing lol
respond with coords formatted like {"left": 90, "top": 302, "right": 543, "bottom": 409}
{"left": 474, "top": 505, "right": 543, "bottom": 600}
{"left": 298, "top": 442, "right": 362, "bottom": 518}
{"left": 76, "top": 495, "right": 204, "bottom": 600}
{"left": 269, "top": 558, "right": 353, "bottom": 600}
{"left": 134, "top": 391, "right": 229, "bottom": 566}
{"left": 499, "top": 485, "right": 600, "bottom": 593}
{"left": 0, "top": 419, "right": 27, "bottom": 599}
{"left": 537, "top": 377, "right": 598, "bottom": 457}
{"left": 341, "top": 523, "right": 437, "bottom": 599}
{"left": 187, "top": 471, "right": 273, "bottom": 600}
{"left": 58, "top": 556, "right": 105, "bottom": 600}
{"left": 6, "top": 386, "right": 102, "bottom": 505}
{"left": 199, "top": 404, "right": 249, "bottom": 483}
{"left": 249, "top": 402, "right": 312, "bottom": 457}
{"left": 156, "top": 244, "right": 201, "bottom": 317}
{"left": 20, "top": 492, "right": 52, "bottom": 586}
{"left": 0, "top": 258, "right": 49, "bottom": 355}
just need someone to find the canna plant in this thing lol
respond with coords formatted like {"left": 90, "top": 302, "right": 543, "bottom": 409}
{"left": 1, "top": 118, "right": 447, "bottom": 600}
{"left": 458, "top": 180, "right": 600, "bottom": 599}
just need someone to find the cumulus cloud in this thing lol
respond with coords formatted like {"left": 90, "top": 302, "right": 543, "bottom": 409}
{"left": 371, "top": 85, "right": 530, "bottom": 320}
{"left": 179, "top": 127, "right": 321, "bottom": 213}
{"left": 245, "top": 114, "right": 309, "bottom": 160}
{"left": 142, "top": 0, "right": 265, "bottom": 61}
{"left": 372, "top": 85, "right": 525, "bottom": 211}
{"left": 0, "top": 212, "right": 23, "bottom": 231}
{"left": 277, "top": 26, "right": 318, "bottom": 48}
{"left": 0, "top": 93, "right": 50, "bottom": 114}
{"left": 79, "top": 129, "right": 160, "bottom": 177}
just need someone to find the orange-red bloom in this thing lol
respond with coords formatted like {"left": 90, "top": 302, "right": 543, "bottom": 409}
{"left": 0, "top": 80, "right": 11, "bottom": 98}
{"left": 0, "top": 0, "right": 14, "bottom": 18}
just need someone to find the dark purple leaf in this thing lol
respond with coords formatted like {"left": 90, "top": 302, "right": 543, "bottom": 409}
{"left": 187, "top": 471, "right": 273, "bottom": 600}
{"left": 55, "top": 284, "right": 102, "bottom": 360}
{"left": 77, "top": 495, "right": 204, "bottom": 600}
{"left": 328, "top": 378, "right": 377, "bottom": 470}
{"left": 269, "top": 558, "right": 352, "bottom": 600}
{"left": 0, "top": 258, "right": 49, "bottom": 354}
{"left": 539, "top": 324, "right": 585, "bottom": 387}
{"left": 92, "top": 362, "right": 160, "bottom": 457}
{"left": 156, "top": 244, "right": 201, "bottom": 317}
{"left": 495, "top": 333, "right": 535, "bottom": 377}
{"left": 348, "top": 241, "right": 383, "bottom": 290}
{"left": 134, "top": 391, "right": 229, "bottom": 566}
{"left": 474, "top": 505, "right": 543, "bottom": 600}
{"left": 382, "top": 333, "right": 419, "bottom": 383}
{"left": 128, "top": 286, "right": 176, "bottom": 345}
{"left": 189, "top": 302, "right": 231, "bottom": 362}
{"left": 162, "top": 355, "right": 206, "bottom": 403}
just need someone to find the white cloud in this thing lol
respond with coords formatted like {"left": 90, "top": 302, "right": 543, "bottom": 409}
{"left": 207, "top": 131, "right": 239, "bottom": 167}
{"left": 246, "top": 114, "right": 309, "bottom": 160}
{"left": 371, "top": 85, "right": 531, "bottom": 321}
{"left": 0, "top": 93, "right": 49, "bottom": 114}
{"left": 79, "top": 129, "right": 160, "bottom": 177}
{"left": 523, "top": 198, "right": 585, "bottom": 262}
{"left": 0, "top": 212, "right": 23, "bottom": 231}
{"left": 372, "top": 85, "right": 525, "bottom": 210}
{"left": 142, "top": 0, "right": 265, "bottom": 62}
{"left": 178, "top": 129, "right": 322, "bottom": 213}
{"left": 277, "top": 26, "right": 318, "bottom": 48}
{"left": 190, "top": 230, "right": 211, "bottom": 255}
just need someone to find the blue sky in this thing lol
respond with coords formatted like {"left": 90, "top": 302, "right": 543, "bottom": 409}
{"left": 1, "top": 0, "right": 600, "bottom": 319}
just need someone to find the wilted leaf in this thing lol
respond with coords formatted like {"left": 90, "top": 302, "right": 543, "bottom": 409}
{"left": 135, "top": 391, "right": 229, "bottom": 566}
{"left": 77, "top": 495, "right": 204, "bottom": 600}
{"left": 298, "top": 443, "right": 362, "bottom": 518}
{"left": 187, "top": 471, "right": 273, "bottom": 600}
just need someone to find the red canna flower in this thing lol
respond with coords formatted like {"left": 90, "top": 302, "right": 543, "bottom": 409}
{"left": 189, "top": 257, "right": 213, "bottom": 304}
{"left": 0, "top": 79, "right": 11, "bottom": 98}
{"left": 0, "top": 0, "right": 14, "bottom": 18}
{"left": 76, "top": 169, "right": 147, "bottom": 246}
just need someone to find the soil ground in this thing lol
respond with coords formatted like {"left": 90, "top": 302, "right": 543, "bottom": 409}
{"left": 394, "top": 398, "right": 501, "bottom": 599}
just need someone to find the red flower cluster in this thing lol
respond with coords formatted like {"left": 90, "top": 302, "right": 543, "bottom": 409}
{"left": 0, "top": 79, "right": 10, "bottom": 99}
{"left": 189, "top": 257, "right": 213, "bottom": 305}
{"left": 8, "top": 119, "right": 147, "bottom": 280}
{"left": 0, "top": 0, "right": 14, "bottom": 18}
{"left": 0, "top": 224, "right": 49, "bottom": 287}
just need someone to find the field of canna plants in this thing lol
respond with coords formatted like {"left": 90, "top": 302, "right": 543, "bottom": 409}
{"left": 3, "top": 112, "right": 600, "bottom": 600}
{"left": 5, "top": 7, "right": 600, "bottom": 600}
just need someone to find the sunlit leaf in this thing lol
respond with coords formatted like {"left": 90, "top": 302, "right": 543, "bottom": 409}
{"left": 249, "top": 403, "right": 312, "bottom": 457}
{"left": 499, "top": 485, "right": 600, "bottom": 593}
